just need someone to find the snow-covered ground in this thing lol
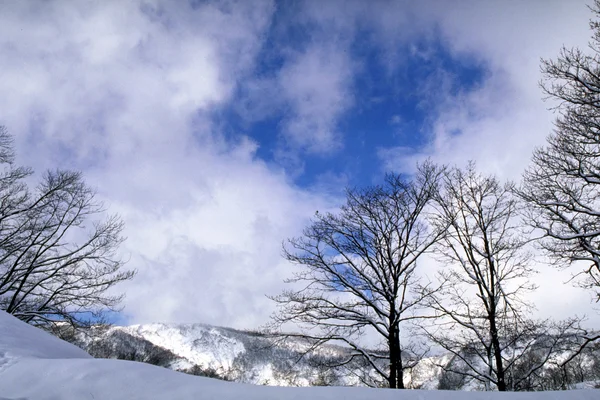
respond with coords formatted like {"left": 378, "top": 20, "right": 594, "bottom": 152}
{"left": 0, "top": 311, "right": 599, "bottom": 399}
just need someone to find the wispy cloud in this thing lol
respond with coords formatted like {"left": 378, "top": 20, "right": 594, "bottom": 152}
{"left": 277, "top": 43, "right": 354, "bottom": 154}
{"left": 375, "top": 0, "right": 595, "bottom": 324}
{"left": 378, "top": 0, "right": 592, "bottom": 179}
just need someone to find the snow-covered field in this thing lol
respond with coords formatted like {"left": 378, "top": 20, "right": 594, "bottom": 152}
{"left": 0, "top": 311, "right": 599, "bottom": 399}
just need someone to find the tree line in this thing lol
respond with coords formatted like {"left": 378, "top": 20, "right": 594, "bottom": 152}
{"left": 268, "top": 1, "right": 600, "bottom": 391}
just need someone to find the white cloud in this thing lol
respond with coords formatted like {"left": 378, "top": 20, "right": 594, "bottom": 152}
{"left": 0, "top": 0, "right": 339, "bottom": 329}
{"left": 378, "top": 0, "right": 592, "bottom": 179}
{"left": 277, "top": 43, "right": 354, "bottom": 154}
{"left": 1, "top": 0, "right": 597, "bottom": 333}
{"left": 234, "top": 0, "right": 362, "bottom": 159}
{"left": 114, "top": 148, "right": 326, "bottom": 327}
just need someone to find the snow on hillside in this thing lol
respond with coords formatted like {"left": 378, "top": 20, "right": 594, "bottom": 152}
{"left": 115, "top": 323, "right": 245, "bottom": 371}
{"left": 75, "top": 321, "right": 364, "bottom": 386}
{"left": 0, "top": 310, "right": 90, "bottom": 363}
{"left": 0, "top": 311, "right": 599, "bottom": 400}
{"left": 70, "top": 320, "right": 600, "bottom": 391}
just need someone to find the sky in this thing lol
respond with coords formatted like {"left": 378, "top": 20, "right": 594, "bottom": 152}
{"left": 0, "top": 0, "right": 598, "bottom": 332}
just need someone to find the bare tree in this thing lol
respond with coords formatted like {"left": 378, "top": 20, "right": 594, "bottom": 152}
{"left": 0, "top": 126, "right": 134, "bottom": 328}
{"left": 424, "top": 163, "right": 555, "bottom": 391}
{"left": 520, "top": 0, "right": 600, "bottom": 304}
{"left": 269, "top": 162, "right": 444, "bottom": 389}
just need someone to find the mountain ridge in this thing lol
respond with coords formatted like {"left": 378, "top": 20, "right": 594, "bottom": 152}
{"left": 65, "top": 320, "right": 600, "bottom": 390}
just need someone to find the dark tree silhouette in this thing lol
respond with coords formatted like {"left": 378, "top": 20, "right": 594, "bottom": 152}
{"left": 425, "top": 163, "right": 558, "bottom": 391}
{"left": 521, "top": 0, "right": 600, "bottom": 303}
{"left": 269, "top": 162, "right": 444, "bottom": 388}
{"left": 0, "top": 126, "right": 134, "bottom": 329}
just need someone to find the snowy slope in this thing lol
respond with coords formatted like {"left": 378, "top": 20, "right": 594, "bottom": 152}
{"left": 72, "top": 320, "right": 600, "bottom": 390}
{"left": 0, "top": 309, "right": 90, "bottom": 378}
{"left": 100, "top": 323, "right": 247, "bottom": 371}
{"left": 0, "top": 311, "right": 599, "bottom": 400}
{"left": 76, "top": 322, "right": 361, "bottom": 386}
{"left": 73, "top": 321, "right": 600, "bottom": 391}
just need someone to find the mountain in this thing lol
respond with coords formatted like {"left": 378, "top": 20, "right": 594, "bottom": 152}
{"left": 64, "top": 321, "right": 600, "bottom": 391}
{"left": 69, "top": 322, "right": 384, "bottom": 387}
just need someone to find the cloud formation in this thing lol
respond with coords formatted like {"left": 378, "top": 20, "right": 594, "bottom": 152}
{"left": 0, "top": 0, "right": 597, "bottom": 331}
{"left": 0, "top": 0, "right": 330, "bottom": 328}
{"left": 380, "top": 0, "right": 592, "bottom": 179}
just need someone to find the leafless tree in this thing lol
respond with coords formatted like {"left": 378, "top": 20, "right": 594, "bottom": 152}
{"left": 424, "top": 163, "right": 557, "bottom": 391}
{"left": 519, "top": 0, "right": 600, "bottom": 305}
{"left": 269, "top": 162, "right": 445, "bottom": 388}
{"left": 0, "top": 126, "right": 134, "bottom": 329}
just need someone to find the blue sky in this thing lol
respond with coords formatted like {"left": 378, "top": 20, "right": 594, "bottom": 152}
{"left": 0, "top": 0, "right": 597, "bottom": 331}
{"left": 218, "top": 4, "right": 489, "bottom": 191}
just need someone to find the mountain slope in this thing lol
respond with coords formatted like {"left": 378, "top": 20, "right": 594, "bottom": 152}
{"left": 74, "top": 322, "right": 364, "bottom": 386}
{"left": 69, "top": 321, "right": 600, "bottom": 390}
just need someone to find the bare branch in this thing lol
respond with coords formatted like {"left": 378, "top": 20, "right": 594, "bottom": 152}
{"left": 0, "top": 127, "right": 135, "bottom": 330}
{"left": 268, "top": 161, "right": 445, "bottom": 389}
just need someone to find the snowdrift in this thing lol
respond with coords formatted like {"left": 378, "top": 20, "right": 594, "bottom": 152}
{"left": 0, "top": 311, "right": 598, "bottom": 400}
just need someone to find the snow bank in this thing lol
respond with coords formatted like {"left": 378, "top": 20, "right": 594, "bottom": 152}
{"left": 0, "top": 311, "right": 598, "bottom": 400}
{"left": 0, "top": 310, "right": 90, "bottom": 362}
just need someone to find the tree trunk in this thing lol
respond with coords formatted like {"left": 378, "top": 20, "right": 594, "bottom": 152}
{"left": 397, "top": 344, "right": 405, "bottom": 389}
{"left": 388, "top": 323, "right": 404, "bottom": 389}
{"left": 489, "top": 315, "right": 506, "bottom": 391}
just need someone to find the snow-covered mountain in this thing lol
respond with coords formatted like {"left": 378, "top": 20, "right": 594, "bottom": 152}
{"left": 70, "top": 322, "right": 377, "bottom": 387}
{"left": 65, "top": 321, "right": 600, "bottom": 391}
{"left": 1, "top": 310, "right": 599, "bottom": 400}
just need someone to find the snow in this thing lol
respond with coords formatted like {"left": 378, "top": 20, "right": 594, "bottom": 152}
{"left": 104, "top": 322, "right": 246, "bottom": 372}
{"left": 0, "top": 310, "right": 90, "bottom": 363}
{"left": 0, "top": 311, "right": 599, "bottom": 399}
{"left": 77, "top": 321, "right": 360, "bottom": 386}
